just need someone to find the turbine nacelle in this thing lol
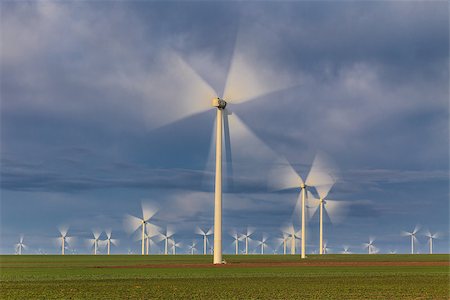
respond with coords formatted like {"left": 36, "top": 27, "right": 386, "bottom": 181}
{"left": 212, "top": 97, "right": 227, "bottom": 109}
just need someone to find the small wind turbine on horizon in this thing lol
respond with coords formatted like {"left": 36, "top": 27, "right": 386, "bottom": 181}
{"left": 87, "top": 230, "right": 102, "bottom": 255}
{"left": 188, "top": 241, "right": 197, "bottom": 255}
{"left": 363, "top": 237, "right": 377, "bottom": 254}
{"left": 159, "top": 227, "right": 175, "bottom": 255}
{"left": 15, "top": 235, "right": 26, "bottom": 255}
{"left": 402, "top": 225, "right": 420, "bottom": 254}
{"left": 104, "top": 230, "right": 118, "bottom": 255}
{"left": 283, "top": 224, "right": 301, "bottom": 255}
{"left": 124, "top": 202, "right": 159, "bottom": 255}
{"left": 230, "top": 230, "right": 243, "bottom": 255}
{"left": 257, "top": 234, "right": 269, "bottom": 255}
{"left": 196, "top": 227, "right": 213, "bottom": 255}
{"left": 276, "top": 233, "right": 289, "bottom": 255}
{"left": 424, "top": 231, "right": 438, "bottom": 254}
{"left": 271, "top": 153, "right": 337, "bottom": 258}
{"left": 341, "top": 245, "right": 351, "bottom": 254}
{"left": 57, "top": 226, "right": 73, "bottom": 255}
{"left": 241, "top": 228, "right": 254, "bottom": 255}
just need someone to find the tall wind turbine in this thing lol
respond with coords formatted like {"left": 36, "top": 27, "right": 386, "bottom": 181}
{"left": 124, "top": 202, "right": 158, "bottom": 255}
{"left": 196, "top": 227, "right": 213, "bottom": 255}
{"left": 271, "top": 154, "right": 337, "bottom": 258}
{"left": 146, "top": 26, "right": 297, "bottom": 263}
{"left": 104, "top": 230, "right": 118, "bottom": 255}
{"left": 424, "top": 231, "right": 438, "bottom": 254}
{"left": 402, "top": 225, "right": 420, "bottom": 254}
{"left": 363, "top": 237, "right": 377, "bottom": 254}
{"left": 15, "top": 235, "right": 26, "bottom": 255}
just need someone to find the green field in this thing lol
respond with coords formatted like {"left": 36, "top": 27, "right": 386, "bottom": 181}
{"left": 1, "top": 254, "right": 449, "bottom": 299}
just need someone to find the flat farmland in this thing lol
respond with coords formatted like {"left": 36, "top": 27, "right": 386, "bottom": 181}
{"left": 1, "top": 254, "right": 449, "bottom": 299}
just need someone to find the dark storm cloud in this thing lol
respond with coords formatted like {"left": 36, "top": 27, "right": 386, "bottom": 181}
{"left": 1, "top": 1, "right": 448, "bottom": 254}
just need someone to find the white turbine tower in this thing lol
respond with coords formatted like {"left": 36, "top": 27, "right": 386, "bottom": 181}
{"left": 87, "top": 230, "right": 102, "bottom": 255}
{"left": 15, "top": 235, "right": 26, "bottom": 255}
{"left": 402, "top": 225, "right": 420, "bottom": 254}
{"left": 124, "top": 202, "right": 159, "bottom": 255}
{"left": 363, "top": 237, "right": 377, "bottom": 254}
{"left": 196, "top": 227, "right": 213, "bottom": 255}
{"left": 104, "top": 230, "right": 118, "bottom": 255}
{"left": 241, "top": 228, "right": 254, "bottom": 255}
{"left": 271, "top": 154, "right": 337, "bottom": 258}
{"left": 424, "top": 231, "right": 438, "bottom": 254}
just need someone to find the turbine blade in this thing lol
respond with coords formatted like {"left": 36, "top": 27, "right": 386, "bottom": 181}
{"left": 58, "top": 225, "right": 68, "bottom": 238}
{"left": 146, "top": 223, "right": 161, "bottom": 238}
{"left": 324, "top": 200, "right": 349, "bottom": 224}
{"left": 306, "top": 191, "right": 320, "bottom": 220}
{"left": 223, "top": 31, "right": 298, "bottom": 104}
{"left": 413, "top": 225, "right": 421, "bottom": 235}
{"left": 105, "top": 229, "right": 112, "bottom": 240}
{"left": 195, "top": 227, "right": 206, "bottom": 236}
{"left": 223, "top": 108, "right": 234, "bottom": 192}
{"left": 142, "top": 202, "right": 158, "bottom": 222}
{"left": 124, "top": 214, "right": 143, "bottom": 234}
{"left": 143, "top": 51, "right": 216, "bottom": 129}
{"left": 206, "top": 227, "right": 214, "bottom": 236}
{"left": 92, "top": 229, "right": 101, "bottom": 240}
{"left": 269, "top": 158, "right": 303, "bottom": 191}
{"left": 305, "top": 153, "right": 337, "bottom": 198}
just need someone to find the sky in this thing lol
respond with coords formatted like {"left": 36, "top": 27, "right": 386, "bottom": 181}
{"left": 1, "top": 1, "right": 448, "bottom": 255}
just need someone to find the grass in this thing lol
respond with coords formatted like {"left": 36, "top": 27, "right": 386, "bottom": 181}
{"left": 1, "top": 254, "right": 449, "bottom": 299}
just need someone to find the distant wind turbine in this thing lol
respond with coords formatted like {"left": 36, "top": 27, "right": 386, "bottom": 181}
{"left": 57, "top": 226, "right": 73, "bottom": 255}
{"left": 341, "top": 245, "right": 351, "bottom": 254}
{"left": 230, "top": 230, "right": 243, "bottom": 255}
{"left": 87, "top": 230, "right": 101, "bottom": 255}
{"left": 196, "top": 227, "right": 213, "bottom": 255}
{"left": 104, "top": 230, "right": 118, "bottom": 255}
{"left": 283, "top": 225, "right": 301, "bottom": 255}
{"left": 402, "top": 225, "right": 420, "bottom": 254}
{"left": 241, "top": 228, "right": 254, "bottom": 255}
{"left": 424, "top": 231, "right": 438, "bottom": 254}
{"left": 124, "top": 202, "right": 159, "bottom": 255}
{"left": 188, "top": 241, "right": 197, "bottom": 255}
{"left": 363, "top": 237, "right": 377, "bottom": 254}
{"left": 159, "top": 227, "right": 175, "bottom": 255}
{"left": 15, "top": 235, "right": 26, "bottom": 255}
{"left": 257, "top": 234, "right": 269, "bottom": 254}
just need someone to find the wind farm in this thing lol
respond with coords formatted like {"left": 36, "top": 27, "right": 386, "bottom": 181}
{"left": 1, "top": 1, "right": 449, "bottom": 299}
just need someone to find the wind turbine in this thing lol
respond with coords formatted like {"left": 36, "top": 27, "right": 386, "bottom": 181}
{"left": 124, "top": 202, "right": 158, "bottom": 255}
{"left": 402, "top": 225, "right": 420, "bottom": 254}
{"left": 341, "top": 245, "right": 351, "bottom": 254}
{"left": 271, "top": 153, "right": 337, "bottom": 258}
{"left": 87, "top": 230, "right": 101, "bottom": 255}
{"left": 159, "top": 227, "right": 175, "bottom": 255}
{"left": 230, "top": 230, "right": 243, "bottom": 255}
{"left": 283, "top": 224, "right": 301, "bottom": 255}
{"left": 363, "top": 237, "right": 377, "bottom": 254}
{"left": 104, "top": 230, "right": 118, "bottom": 255}
{"left": 424, "top": 231, "right": 438, "bottom": 254}
{"left": 258, "top": 234, "right": 269, "bottom": 255}
{"left": 241, "top": 228, "right": 254, "bottom": 255}
{"left": 15, "top": 235, "right": 26, "bottom": 255}
{"left": 322, "top": 240, "right": 331, "bottom": 254}
{"left": 276, "top": 233, "right": 289, "bottom": 255}
{"left": 188, "top": 241, "right": 197, "bottom": 255}
{"left": 196, "top": 227, "right": 213, "bottom": 255}
{"left": 146, "top": 24, "right": 297, "bottom": 263}
{"left": 57, "top": 226, "right": 73, "bottom": 255}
